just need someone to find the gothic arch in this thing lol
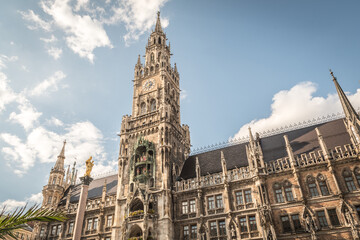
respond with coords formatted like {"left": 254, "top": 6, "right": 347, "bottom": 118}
{"left": 128, "top": 224, "right": 143, "bottom": 238}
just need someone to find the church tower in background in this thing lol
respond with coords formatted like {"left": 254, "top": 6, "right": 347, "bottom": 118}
{"left": 112, "top": 12, "right": 191, "bottom": 239}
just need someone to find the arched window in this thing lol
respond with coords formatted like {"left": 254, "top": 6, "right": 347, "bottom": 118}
{"left": 354, "top": 167, "right": 360, "bottom": 186}
{"left": 273, "top": 183, "right": 284, "bottom": 203}
{"left": 140, "top": 102, "right": 146, "bottom": 115}
{"left": 343, "top": 169, "right": 357, "bottom": 192}
{"left": 317, "top": 174, "right": 330, "bottom": 196}
{"left": 158, "top": 37, "right": 161, "bottom": 44}
{"left": 158, "top": 52, "right": 161, "bottom": 62}
{"left": 284, "top": 181, "right": 294, "bottom": 201}
{"left": 150, "top": 99, "right": 156, "bottom": 111}
{"left": 153, "top": 38, "right": 156, "bottom": 44}
{"left": 150, "top": 53, "right": 154, "bottom": 62}
{"left": 52, "top": 176, "right": 57, "bottom": 185}
{"left": 307, "top": 175, "right": 319, "bottom": 197}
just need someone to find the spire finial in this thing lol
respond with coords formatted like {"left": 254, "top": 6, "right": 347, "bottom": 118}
{"left": 155, "top": 11, "right": 163, "bottom": 32}
{"left": 329, "top": 69, "right": 336, "bottom": 82}
{"left": 136, "top": 54, "right": 141, "bottom": 66}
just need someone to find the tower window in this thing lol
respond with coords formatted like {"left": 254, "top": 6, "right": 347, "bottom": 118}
{"left": 150, "top": 99, "right": 156, "bottom": 111}
{"left": 140, "top": 102, "right": 146, "bottom": 115}
{"left": 343, "top": 170, "right": 357, "bottom": 192}
{"left": 150, "top": 53, "right": 154, "bottom": 62}
{"left": 158, "top": 37, "right": 161, "bottom": 44}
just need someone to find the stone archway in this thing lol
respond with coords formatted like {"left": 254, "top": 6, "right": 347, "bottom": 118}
{"left": 129, "top": 224, "right": 143, "bottom": 238}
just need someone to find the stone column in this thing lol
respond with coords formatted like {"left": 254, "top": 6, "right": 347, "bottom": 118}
{"left": 72, "top": 176, "right": 93, "bottom": 240}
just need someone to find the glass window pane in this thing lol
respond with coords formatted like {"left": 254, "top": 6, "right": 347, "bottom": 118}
{"left": 285, "top": 187, "right": 294, "bottom": 201}
{"left": 345, "top": 176, "right": 357, "bottom": 192}
{"left": 239, "top": 217, "right": 247, "bottom": 232}
{"left": 308, "top": 183, "right": 319, "bottom": 197}
{"left": 216, "top": 195, "right": 223, "bottom": 208}
{"left": 319, "top": 181, "right": 330, "bottom": 196}
{"left": 275, "top": 189, "right": 284, "bottom": 203}
{"left": 219, "top": 220, "right": 226, "bottom": 235}
{"left": 210, "top": 221, "right": 217, "bottom": 236}
{"left": 182, "top": 201, "right": 188, "bottom": 214}
{"left": 87, "top": 219, "right": 92, "bottom": 231}
{"left": 183, "top": 226, "right": 189, "bottom": 239}
{"left": 190, "top": 225, "right": 197, "bottom": 239}
{"left": 281, "top": 216, "right": 292, "bottom": 233}
{"left": 244, "top": 190, "right": 252, "bottom": 203}
{"left": 208, "top": 196, "right": 215, "bottom": 210}
{"left": 317, "top": 211, "right": 328, "bottom": 228}
{"left": 249, "top": 216, "right": 257, "bottom": 231}
{"left": 235, "top": 191, "right": 243, "bottom": 205}
{"left": 328, "top": 209, "right": 340, "bottom": 226}
{"left": 291, "top": 215, "right": 302, "bottom": 231}
{"left": 189, "top": 200, "right": 196, "bottom": 213}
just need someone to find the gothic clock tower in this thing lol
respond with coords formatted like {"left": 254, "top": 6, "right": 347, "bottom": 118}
{"left": 112, "top": 12, "right": 191, "bottom": 240}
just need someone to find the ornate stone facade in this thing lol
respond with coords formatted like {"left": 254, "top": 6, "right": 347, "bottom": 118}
{"left": 32, "top": 13, "right": 360, "bottom": 240}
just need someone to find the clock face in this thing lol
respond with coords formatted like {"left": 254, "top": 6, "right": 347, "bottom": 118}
{"left": 143, "top": 79, "right": 155, "bottom": 91}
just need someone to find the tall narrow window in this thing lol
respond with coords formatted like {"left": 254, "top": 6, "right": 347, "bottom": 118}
{"left": 208, "top": 196, "right": 215, "bottom": 210}
{"left": 47, "top": 196, "right": 52, "bottom": 205}
{"left": 235, "top": 191, "right": 243, "bottom": 205}
{"left": 51, "top": 226, "right": 57, "bottom": 235}
{"left": 328, "top": 209, "right": 340, "bottom": 226}
{"left": 140, "top": 102, "right": 146, "bottom": 115}
{"left": 107, "top": 215, "right": 113, "bottom": 227}
{"left": 343, "top": 170, "right": 357, "bottom": 192}
{"left": 239, "top": 217, "right": 247, "bottom": 232}
{"left": 189, "top": 199, "right": 196, "bottom": 213}
{"left": 356, "top": 206, "right": 360, "bottom": 218}
{"left": 355, "top": 168, "right": 360, "bottom": 186}
{"left": 281, "top": 216, "right": 292, "bottom": 233}
{"left": 68, "top": 222, "right": 74, "bottom": 234}
{"left": 182, "top": 201, "right": 188, "bottom": 214}
{"left": 291, "top": 214, "right": 302, "bottom": 232}
{"left": 317, "top": 211, "right": 328, "bottom": 228}
{"left": 249, "top": 216, "right": 257, "bottom": 231}
{"left": 183, "top": 226, "right": 189, "bottom": 239}
{"left": 56, "top": 225, "right": 62, "bottom": 235}
{"left": 93, "top": 218, "right": 98, "bottom": 230}
{"left": 52, "top": 177, "right": 56, "bottom": 185}
{"left": 216, "top": 195, "right": 223, "bottom": 208}
{"left": 150, "top": 99, "right": 156, "bottom": 111}
{"left": 284, "top": 181, "right": 294, "bottom": 201}
{"left": 190, "top": 225, "right": 197, "bottom": 239}
{"left": 274, "top": 183, "right": 284, "bottom": 203}
{"left": 307, "top": 176, "right": 319, "bottom": 197}
{"left": 87, "top": 219, "right": 93, "bottom": 231}
{"left": 319, "top": 181, "right": 330, "bottom": 196}
{"left": 218, "top": 220, "right": 226, "bottom": 235}
{"left": 40, "top": 227, "right": 45, "bottom": 237}
{"left": 209, "top": 221, "right": 217, "bottom": 236}
{"left": 244, "top": 190, "right": 252, "bottom": 203}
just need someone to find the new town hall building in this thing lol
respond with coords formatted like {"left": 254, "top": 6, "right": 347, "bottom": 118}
{"left": 32, "top": 13, "right": 360, "bottom": 240}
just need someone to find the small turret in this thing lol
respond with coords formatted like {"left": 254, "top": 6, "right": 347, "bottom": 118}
{"left": 155, "top": 11, "right": 163, "bottom": 33}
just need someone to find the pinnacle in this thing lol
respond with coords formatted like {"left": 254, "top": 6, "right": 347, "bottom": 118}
{"left": 155, "top": 11, "right": 163, "bottom": 33}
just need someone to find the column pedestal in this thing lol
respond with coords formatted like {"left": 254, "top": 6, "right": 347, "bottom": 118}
{"left": 72, "top": 176, "right": 93, "bottom": 240}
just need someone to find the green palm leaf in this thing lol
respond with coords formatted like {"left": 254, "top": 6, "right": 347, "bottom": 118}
{"left": 0, "top": 204, "right": 67, "bottom": 239}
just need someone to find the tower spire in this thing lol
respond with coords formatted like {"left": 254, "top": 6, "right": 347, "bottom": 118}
{"left": 155, "top": 11, "right": 163, "bottom": 32}
{"left": 330, "top": 70, "right": 359, "bottom": 122}
{"left": 54, "top": 140, "right": 66, "bottom": 171}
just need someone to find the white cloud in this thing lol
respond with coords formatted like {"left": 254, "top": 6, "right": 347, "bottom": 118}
{"left": 232, "top": 82, "right": 360, "bottom": 140}
{"left": 9, "top": 100, "right": 42, "bottom": 131}
{"left": 180, "top": 89, "right": 188, "bottom": 100}
{"left": 29, "top": 70, "right": 66, "bottom": 96}
{"left": 47, "top": 117, "right": 64, "bottom": 126}
{"left": 47, "top": 47, "right": 63, "bottom": 59}
{"left": 40, "top": 34, "right": 57, "bottom": 43}
{"left": 0, "top": 192, "right": 43, "bottom": 211}
{"left": 0, "top": 55, "right": 18, "bottom": 69}
{"left": 41, "top": 0, "right": 113, "bottom": 62}
{"left": 106, "top": 0, "right": 169, "bottom": 44}
{"left": 19, "top": 10, "right": 52, "bottom": 32}
{"left": 1, "top": 120, "right": 110, "bottom": 176}
{"left": 0, "top": 72, "right": 18, "bottom": 114}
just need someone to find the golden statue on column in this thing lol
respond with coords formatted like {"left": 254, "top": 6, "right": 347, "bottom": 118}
{"left": 84, "top": 156, "right": 94, "bottom": 177}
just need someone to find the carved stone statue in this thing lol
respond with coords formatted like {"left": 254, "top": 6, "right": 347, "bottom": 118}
{"left": 304, "top": 213, "right": 317, "bottom": 232}
{"left": 345, "top": 208, "right": 355, "bottom": 226}
{"left": 84, "top": 156, "right": 94, "bottom": 177}
{"left": 230, "top": 225, "right": 236, "bottom": 238}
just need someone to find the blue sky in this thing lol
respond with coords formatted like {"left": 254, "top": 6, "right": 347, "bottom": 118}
{"left": 0, "top": 0, "right": 360, "bottom": 208}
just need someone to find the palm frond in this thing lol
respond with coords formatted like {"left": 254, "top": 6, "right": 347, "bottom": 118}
{"left": 0, "top": 204, "right": 67, "bottom": 239}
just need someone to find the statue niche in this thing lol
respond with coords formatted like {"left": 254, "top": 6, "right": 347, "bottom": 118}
{"left": 131, "top": 137, "right": 156, "bottom": 184}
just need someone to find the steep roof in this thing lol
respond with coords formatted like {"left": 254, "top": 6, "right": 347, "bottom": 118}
{"left": 180, "top": 118, "right": 351, "bottom": 179}
{"left": 60, "top": 174, "right": 117, "bottom": 205}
